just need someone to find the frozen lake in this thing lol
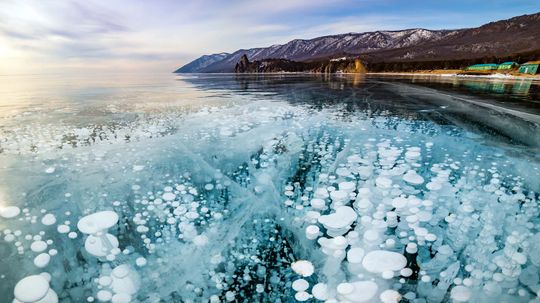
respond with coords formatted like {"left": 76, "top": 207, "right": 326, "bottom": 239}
{"left": 0, "top": 73, "right": 539, "bottom": 303}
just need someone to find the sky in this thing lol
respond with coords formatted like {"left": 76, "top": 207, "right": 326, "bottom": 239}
{"left": 0, "top": 0, "right": 538, "bottom": 75}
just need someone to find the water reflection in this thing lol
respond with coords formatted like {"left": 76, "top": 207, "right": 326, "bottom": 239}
{"left": 181, "top": 74, "right": 540, "bottom": 149}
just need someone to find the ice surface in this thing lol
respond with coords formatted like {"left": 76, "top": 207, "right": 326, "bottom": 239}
{"left": 0, "top": 74, "right": 539, "bottom": 302}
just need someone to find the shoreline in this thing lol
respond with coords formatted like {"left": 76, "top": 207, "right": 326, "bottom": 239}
{"left": 366, "top": 72, "right": 540, "bottom": 80}
{"left": 176, "top": 72, "right": 540, "bottom": 80}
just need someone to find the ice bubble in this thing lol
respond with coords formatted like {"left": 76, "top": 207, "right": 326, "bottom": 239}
{"left": 132, "top": 165, "right": 145, "bottom": 171}
{"left": 400, "top": 268, "right": 413, "bottom": 277}
{"left": 294, "top": 291, "right": 310, "bottom": 301}
{"left": 193, "top": 235, "right": 209, "bottom": 246}
{"left": 336, "top": 167, "right": 351, "bottom": 177}
{"left": 45, "top": 167, "right": 55, "bottom": 174}
{"left": 405, "top": 150, "right": 421, "bottom": 161}
{"left": 312, "top": 283, "right": 329, "bottom": 300}
{"left": 161, "top": 192, "right": 176, "bottom": 202}
{"left": 111, "top": 264, "right": 140, "bottom": 296}
{"left": 362, "top": 250, "right": 407, "bottom": 273}
{"left": 99, "top": 276, "right": 112, "bottom": 286}
{"left": 111, "top": 293, "right": 131, "bottom": 303}
{"left": 305, "top": 225, "right": 320, "bottom": 240}
{"left": 319, "top": 236, "right": 348, "bottom": 255}
{"left": 339, "top": 181, "right": 356, "bottom": 193}
{"left": 55, "top": 225, "right": 69, "bottom": 235}
{"left": 292, "top": 279, "right": 309, "bottom": 291}
{"left": 450, "top": 285, "right": 472, "bottom": 302}
{"left": 347, "top": 247, "right": 365, "bottom": 263}
{"left": 77, "top": 211, "right": 119, "bottom": 234}
{"left": 34, "top": 253, "right": 51, "bottom": 268}
{"left": 403, "top": 170, "right": 424, "bottom": 185}
{"left": 0, "top": 206, "right": 21, "bottom": 218}
{"left": 225, "top": 291, "right": 235, "bottom": 301}
{"left": 318, "top": 206, "right": 357, "bottom": 236}
{"left": 97, "top": 290, "right": 113, "bottom": 301}
{"left": 391, "top": 197, "right": 407, "bottom": 209}
{"left": 337, "top": 281, "right": 378, "bottom": 302}
{"left": 382, "top": 270, "right": 394, "bottom": 279}
{"left": 291, "top": 260, "right": 314, "bottom": 277}
{"left": 135, "top": 257, "right": 147, "bottom": 267}
{"left": 380, "top": 289, "right": 401, "bottom": 303}
{"left": 375, "top": 176, "right": 392, "bottom": 189}
{"left": 426, "top": 181, "right": 442, "bottom": 191}
{"left": 14, "top": 274, "right": 57, "bottom": 303}
{"left": 84, "top": 233, "right": 119, "bottom": 258}
{"left": 41, "top": 214, "right": 56, "bottom": 226}
{"left": 330, "top": 190, "right": 349, "bottom": 203}
{"left": 512, "top": 252, "right": 527, "bottom": 265}
{"left": 310, "top": 198, "right": 326, "bottom": 210}
{"left": 31, "top": 240, "right": 48, "bottom": 253}
{"left": 337, "top": 282, "right": 354, "bottom": 295}
{"left": 363, "top": 229, "right": 381, "bottom": 245}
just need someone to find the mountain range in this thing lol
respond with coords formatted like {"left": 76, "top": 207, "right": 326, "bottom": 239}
{"left": 175, "top": 12, "right": 540, "bottom": 73}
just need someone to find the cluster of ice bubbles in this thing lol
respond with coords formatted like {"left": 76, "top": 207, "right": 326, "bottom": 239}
{"left": 0, "top": 101, "right": 539, "bottom": 303}
{"left": 282, "top": 136, "right": 540, "bottom": 303}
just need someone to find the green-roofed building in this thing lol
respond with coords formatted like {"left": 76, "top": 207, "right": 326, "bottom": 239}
{"left": 466, "top": 63, "right": 499, "bottom": 71}
{"left": 497, "top": 62, "right": 519, "bottom": 70}
{"left": 518, "top": 61, "right": 540, "bottom": 75}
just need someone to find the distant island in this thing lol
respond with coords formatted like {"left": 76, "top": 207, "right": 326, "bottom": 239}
{"left": 174, "top": 12, "right": 540, "bottom": 75}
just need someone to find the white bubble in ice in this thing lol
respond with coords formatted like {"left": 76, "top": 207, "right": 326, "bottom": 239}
{"left": 14, "top": 274, "right": 57, "bottom": 303}
{"left": 77, "top": 211, "right": 119, "bottom": 234}
{"left": 0, "top": 206, "right": 20, "bottom": 219}
{"left": 41, "top": 214, "right": 56, "bottom": 226}
{"left": 132, "top": 165, "right": 145, "bottom": 171}
{"left": 57, "top": 225, "right": 70, "bottom": 234}
{"left": 305, "top": 225, "right": 320, "bottom": 240}
{"left": 292, "top": 279, "right": 309, "bottom": 291}
{"left": 318, "top": 206, "right": 357, "bottom": 236}
{"left": 291, "top": 260, "right": 314, "bottom": 277}
{"left": 294, "top": 291, "right": 310, "bottom": 301}
{"left": 380, "top": 290, "right": 401, "bottom": 303}
{"left": 135, "top": 257, "right": 147, "bottom": 267}
{"left": 450, "top": 286, "right": 472, "bottom": 302}
{"left": 310, "top": 198, "right": 326, "bottom": 210}
{"left": 97, "top": 290, "right": 113, "bottom": 302}
{"left": 193, "top": 235, "right": 209, "bottom": 246}
{"left": 337, "top": 281, "right": 378, "bottom": 302}
{"left": 45, "top": 167, "right": 56, "bottom": 174}
{"left": 312, "top": 283, "right": 329, "bottom": 300}
{"left": 347, "top": 247, "right": 365, "bottom": 264}
{"left": 403, "top": 170, "right": 424, "bottom": 185}
{"left": 375, "top": 176, "right": 392, "bottom": 189}
{"left": 162, "top": 192, "right": 176, "bottom": 201}
{"left": 31, "top": 240, "right": 47, "bottom": 253}
{"left": 84, "top": 233, "right": 119, "bottom": 257}
{"left": 362, "top": 250, "right": 407, "bottom": 273}
{"left": 34, "top": 253, "right": 51, "bottom": 268}
{"left": 98, "top": 276, "right": 112, "bottom": 287}
{"left": 111, "top": 264, "right": 140, "bottom": 296}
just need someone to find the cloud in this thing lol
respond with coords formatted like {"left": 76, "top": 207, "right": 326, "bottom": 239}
{"left": 0, "top": 0, "right": 537, "bottom": 74}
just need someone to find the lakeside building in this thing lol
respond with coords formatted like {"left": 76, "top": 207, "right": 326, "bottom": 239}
{"left": 465, "top": 64, "right": 499, "bottom": 71}
{"left": 497, "top": 62, "right": 519, "bottom": 70}
{"left": 518, "top": 61, "right": 540, "bottom": 75}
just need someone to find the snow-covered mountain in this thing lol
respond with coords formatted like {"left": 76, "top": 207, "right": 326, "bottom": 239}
{"left": 173, "top": 53, "right": 230, "bottom": 73}
{"left": 174, "top": 13, "right": 540, "bottom": 73}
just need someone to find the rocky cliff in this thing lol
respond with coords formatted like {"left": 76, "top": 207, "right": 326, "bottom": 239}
{"left": 234, "top": 55, "right": 367, "bottom": 73}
